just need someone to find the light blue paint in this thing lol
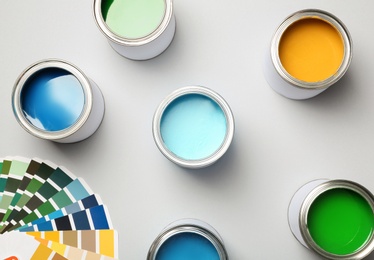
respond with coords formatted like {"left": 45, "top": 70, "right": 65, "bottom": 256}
{"left": 66, "top": 180, "right": 90, "bottom": 200}
{"left": 160, "top": 94, "right": 227, "bottom": 160}
{"left": 156, "top": 232, "right": 220, "bottom": 260}
{"left": 20, "top": 68, "right": 85, "bottom": 131}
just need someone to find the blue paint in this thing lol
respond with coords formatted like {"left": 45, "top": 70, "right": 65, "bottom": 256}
{"left": 160, "top": 94, "right": 227, "bottom": 160}
{"left": 20, "top": 67, "right": 85, "bottom": 131}
{"left": 67, "top": 180, "right": 91, "bottom": 200}
{"left": 91, "top": 205, "right": 110, "bottom": 229}
{"left": 72, "top": 210, "right": 91, "bottom": 230}
{"left": 156, "top": 232, "right": 220, "bottom": 260}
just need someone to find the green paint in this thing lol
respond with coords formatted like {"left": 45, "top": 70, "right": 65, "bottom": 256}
{"left": 49, "top": 168, "right": 74, "bottom": 187}
{"left": 3, "top": 160, "right": 41, "bottom": 223}
{"left": 21, "top": 211, "right": 38, "bottom": 226}
{"left": 5, "top": 178, "right": 20, "bottom": 193}
{"left": 101, "top": 0, "right": 166, "bottom": 39}
{"left": 10, "top": 160, "right": 29, "bottom": 177}
{"left": 15, "top": 195, "right": 29, "bottom": 209}
{"left": 36, "top": 202, "right": 55, "bottom": 217}
{"left": 25, "top": 178, "right": 44, "bottom": 194}
{"left": 53, "top": 191, "right": 73, "bottom": 208}
{"left": 5, "top": 163, "right": 55, "bottom": 223}
{"left": 37, "top": 163, "right": 56, "bottom": 180}
{"left": 2, "top": 160, "right": 11, "bottom": 174}
{"left": 37, "top": 182, "right": 58, "bottom": 199}
{"left": 0, "top": 162, "right": 6, "bottom": 198}
{"left": 0, "top": 159, "right": 30, "bottom": 222}
{"left": 23, "top": 189, "right": 73, "bottom": 225}
{"left": 307, "top": 188, "right": 374, "bottom": 255}
{"left": 0, "top": 196, "right": 12, "bottom": 211}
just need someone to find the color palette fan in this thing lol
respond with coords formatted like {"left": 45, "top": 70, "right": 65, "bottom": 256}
{"left": 0, "top": 156, "right": 118, "bottom": 260}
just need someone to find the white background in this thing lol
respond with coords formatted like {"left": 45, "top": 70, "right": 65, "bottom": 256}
{"left": 1, "top": 0, "right": 374, "bottom": 259}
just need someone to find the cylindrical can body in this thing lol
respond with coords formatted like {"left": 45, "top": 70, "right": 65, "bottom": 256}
{"left": 288, "top": 179, "right": 374, "bottom": 259}
{"left": 152, "top": 86, "right": 235, "bottom": 169}
{"left": 147, "top": 218, "right": 228, "bottom": 260}
{"left": 93, "top": 0, "right": 176, "bottom": 60}
{"left": 12, "top": 59, "right": 105, "bottom": 143}
{"left": 265, "top": 9, "right": 353, "bottom": 100}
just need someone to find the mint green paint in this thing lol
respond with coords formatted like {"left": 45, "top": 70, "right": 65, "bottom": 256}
{"left": 102, "top": 0, "right": 166, "bottom": 39}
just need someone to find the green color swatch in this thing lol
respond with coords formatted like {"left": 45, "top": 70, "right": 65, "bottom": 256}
{"left": 307, "top": 188, "right": 374, "bottom": 255}
{"left": 0, "top": 160, "right": 29, "bottom": 219}
{"left": 20, "top": 179, "right": 90, "bottom": 227}
{"left": 101, "top": 0, "right": 166, "bottom": 39}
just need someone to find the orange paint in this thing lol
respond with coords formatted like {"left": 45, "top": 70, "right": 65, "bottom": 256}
{"left": 279, "top": 18, "right": 344, "bottom": 82}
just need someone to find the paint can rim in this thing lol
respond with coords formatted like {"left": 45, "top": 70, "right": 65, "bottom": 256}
{"left": 93, "top": 0, "right": 174, "bottom": 47}
{"left": 270, "top": 9, "right": 353, "bottom": 90}
{"left": 299, "top": 179, "right": 374, "bottom": 259}
{"left": 152, "top": 86, "right": 235, "bottom": 169}
{"left": 12, "top": 59, "right": 93, "bottom": 141}
{"left": 147, "top": 218, "right": 228, "bottom": 260}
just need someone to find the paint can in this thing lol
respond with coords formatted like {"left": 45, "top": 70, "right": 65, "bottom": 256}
{"left": 152, "top": 86, "right": 235, "bottom": 169}
{"left": 147, "top": 218, "right": 228, "bottom": 260}
{"left": 12, "top": 59, "right": 105, "bottom": 143}
{"left": 93, "top": 0, "right": 176, "bottom": 60}
{"left": 288, "top": 179, "right": 374, "bottom": 259}
{"left": 264, "top": 9, "right": 353, "bottom": 100}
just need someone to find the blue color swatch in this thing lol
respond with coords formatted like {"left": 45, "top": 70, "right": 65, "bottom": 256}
{"left": 20, "top": 67, "right": 85, "bottom": 131}
{"left": 156, "top": 232, "right": 220, "bottom": 260}
{"left": 160, "top": 94, "right": 227, "bottom": 160}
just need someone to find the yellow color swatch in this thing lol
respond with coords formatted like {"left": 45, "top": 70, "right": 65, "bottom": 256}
{"left": 279, "top": 18, "right": 344, "bottom": 82}
{"left": 100, "top": 230, "right": 116, "bottom": 257}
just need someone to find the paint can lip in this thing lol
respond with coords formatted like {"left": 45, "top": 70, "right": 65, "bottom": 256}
{"left": 271, "top": 9, "right": 353, "bottom": 90}
{"left": 299, "top": 179, "right": 374, "bottom": 259}
{"left": 147, "top": 218, "right": 228, "bottom": 260}
{"left": 93, "top": 0, "right": 174, "bottom": 47}
{"left": 152, "top": 86, "right": 235, "bottom": 169}
{"left": 12, "top": 58, "right": 93, "bottom": 141}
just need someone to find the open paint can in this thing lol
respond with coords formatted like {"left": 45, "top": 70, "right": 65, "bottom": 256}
{"left": 264, "top": 9, "right": 353, "bottom": 100}
{"left": 12, "top": 59, "right": 105, "bottom": 143}
{"left": 93, "top": 0, "right": 176, "bottom": 60}
{"left": 152, "top": 86, "right": 235, "bottom": 169}
{"left": 288, "top": 179, "right": 374, "bottom": 259}
{"left": 147, "top": 219, "right": 228, "bottom": 260}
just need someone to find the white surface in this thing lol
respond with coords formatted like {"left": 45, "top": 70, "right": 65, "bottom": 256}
{"left": 1, "top": 0, "right": 374, "bottom": 259}
{"left": 287, "top": 179, "right": 328, "bottom": 248}
{"left": 0, "top": 231, "right": 41, "bottom": 259}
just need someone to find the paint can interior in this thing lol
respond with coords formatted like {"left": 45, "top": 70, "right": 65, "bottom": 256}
{"left": 93, "top": 0, "right": 176, "bottom": 60}
{"left": 12, "top": 59, "right": 105, "bottom": 143}
{"left": 264, "top": 9, "right": 353, "bottom": 100}
{"left": 147, "top": 218, "right": 228, "bottom": 260}
{"left": 288, "top": 179, "right": 374, "bottom": 259}
{"left": 152, "top": 86, "right": 235, "bottom": 169}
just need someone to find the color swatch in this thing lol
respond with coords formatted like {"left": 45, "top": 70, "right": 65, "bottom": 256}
{"left": 0, "top": 157, "right": 118, "bottom": 260}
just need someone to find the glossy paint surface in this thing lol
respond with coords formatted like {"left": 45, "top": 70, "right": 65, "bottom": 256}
{"left": 307, "top": 188, "right": 374, "bottom": 255}
{"left": 21, "top": 68, "right": 85, "bottom": 131}
{"left": 102, "top": 0, "right": 165, "bottom": 39}
{"left": 156, "top": 232, "right": 220, "bottom": 260}
{"left": 279, "top": 18, "right": 344, "bottom": 82}
{"left": 160, "top": 94, "right": 227, "bottom": 161}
